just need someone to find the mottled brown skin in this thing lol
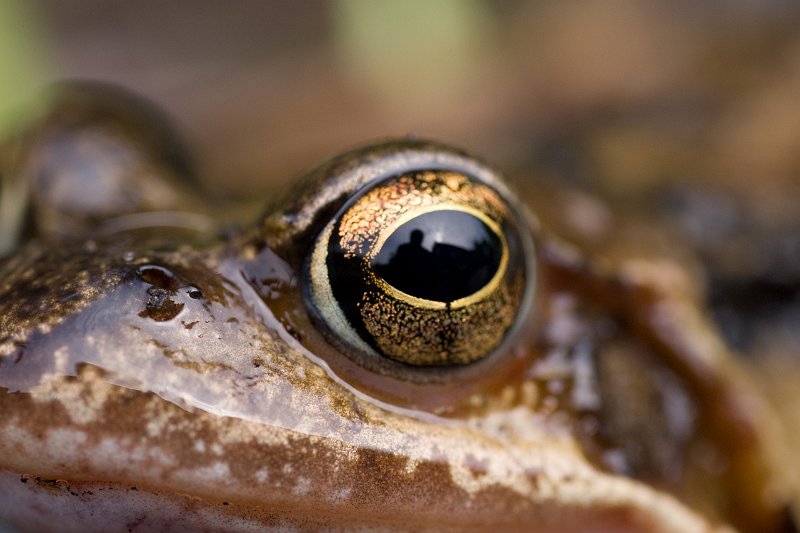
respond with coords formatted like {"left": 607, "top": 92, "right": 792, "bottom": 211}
{"left": 0, "top": 87, "right": 795, "bottom": 532}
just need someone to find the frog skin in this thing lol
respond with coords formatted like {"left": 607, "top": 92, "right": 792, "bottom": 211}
{"left": 0, "top": 85, "right": 795, "bottom": 532}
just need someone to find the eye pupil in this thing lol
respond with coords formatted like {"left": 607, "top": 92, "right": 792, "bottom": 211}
{"left": 371, "top": 210, "right": 502, "bottom": 303}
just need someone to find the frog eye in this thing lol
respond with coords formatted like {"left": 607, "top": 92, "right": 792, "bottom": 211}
{"left": 7, "top": 81, "right": 197, "bottom": 241}
{"left": 303, "top": 144, "right": 535, "bottom": 379}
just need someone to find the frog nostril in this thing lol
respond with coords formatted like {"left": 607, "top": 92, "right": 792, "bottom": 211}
{"left": 133, "top": 264, "right": 201, "bottom": 321}
{"left": 187, "top": 286, "right": 204, "bottom": 299}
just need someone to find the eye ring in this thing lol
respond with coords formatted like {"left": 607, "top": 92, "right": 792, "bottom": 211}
{"left": 299, "top": 140, "right": 536, "bottom": 383}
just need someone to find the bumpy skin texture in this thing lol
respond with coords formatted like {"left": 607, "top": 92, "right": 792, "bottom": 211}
{"left": 0, "top": 100, "right": 794, "bottom": 533}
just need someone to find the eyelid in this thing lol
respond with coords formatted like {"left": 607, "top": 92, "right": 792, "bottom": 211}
{"left": 263, "top": 140, "right": 525, "bottom": 260}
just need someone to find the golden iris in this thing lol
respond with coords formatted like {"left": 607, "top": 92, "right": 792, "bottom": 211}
{"left": 306, "top": 165, "right": 532, "bottom": 373}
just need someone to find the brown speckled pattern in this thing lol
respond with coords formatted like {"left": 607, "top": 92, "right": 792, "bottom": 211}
{"left": 0, "top": 241, "right": 123, "bottom": 360}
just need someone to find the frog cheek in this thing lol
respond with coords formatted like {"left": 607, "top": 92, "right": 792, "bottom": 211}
{"left": 304, "top": 167, "right": 534, "bottom": 381}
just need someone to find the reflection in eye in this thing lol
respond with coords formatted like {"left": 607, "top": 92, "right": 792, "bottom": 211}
{"left": 371, "top": 210, "right": 503, "bottom": 303}
{"left": 305, "top": 161, "right": 534, "bottom": 379}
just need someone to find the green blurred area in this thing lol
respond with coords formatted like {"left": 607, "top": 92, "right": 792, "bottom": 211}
{"left": 333, "top": 0, "right": 493, "bottom": 110}
{"left": 0, "top": 0, "right": 49, "bottom": 139}
{"left": 0, "top": 0, "right": 49, "bottom": 254}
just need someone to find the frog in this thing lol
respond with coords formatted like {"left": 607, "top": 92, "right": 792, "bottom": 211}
{"left": 0, "top": 82, "right": 795, "bottom": 532}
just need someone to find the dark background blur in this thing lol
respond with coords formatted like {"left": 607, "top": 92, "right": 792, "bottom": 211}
{"left": 12, "top": 1, "right": 800, "bottom": 197}
{"left": 2, "top": 0, "right": 800, "bottom": 447}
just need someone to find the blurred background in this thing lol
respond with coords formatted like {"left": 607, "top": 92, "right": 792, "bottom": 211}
{"left": 1, "top": 1, "right": 798, "bottom": 195}
{"left": 1, "top": 0, "right": 799, "bottom": 450}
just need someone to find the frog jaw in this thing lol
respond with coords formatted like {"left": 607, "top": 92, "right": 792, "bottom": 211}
{"left": 0, "top": 374, "right": 720, "bottom": 533}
